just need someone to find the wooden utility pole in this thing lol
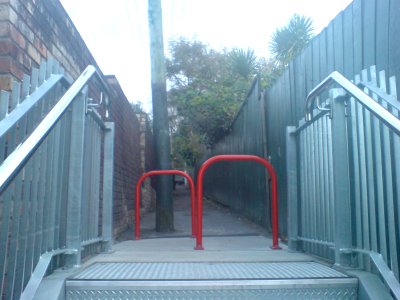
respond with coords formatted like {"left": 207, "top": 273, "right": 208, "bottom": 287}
{"left": 148, "top": 0, "right": 174, "bottom": 232}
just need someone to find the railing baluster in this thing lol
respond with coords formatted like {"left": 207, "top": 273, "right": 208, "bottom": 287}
{"left": 23, "top": 148, "right": 40, "bottom": 287}
{"left": 361, "top": 70, "right": 378, "bottom": 254}
{"left": 388, "top": 75, "right": 400, "bottom": 280}
{"left": 102, "top": 122, "right": 114, "bottom": 252}
{"left": 38, "top": 62, "right": 46, "bottom": 86}
{"left": 14, "top": 157, "right": 33, "bottom": 298}
{"left": 21, "top": 74, "right": 30, "bottom": 101}
{"left": 93, "top": 122, "right": 101, "bottom": 241}
{"left": 0, "top": 185, "right": 14, "bottom": 297}
{"left": 5, "top": 171, "right": 25, "bottom": 299}
{"left": 66, "top": 91, "right": 86, "bottom": 267}
{"left": 287, "top": 126, "right": 299, "bottom": 251}
{"left": 0, "top": 91, "right": 10, "bottom": 165}
{"left": 299, "top": 130, "right": 306, "bottom": 252}
{"left": 30, "top": 68, "right": 39, "bottom": 93}
{"left": 326, "top": 107, "right": 335, "bottom": 258}
{"left": 34, "top": 138, "right": 50, "bottom": 266}
{"left": 349, "top": 97, "right": 363, "bottom": 268}
{"left": 46, "top": 59, "right": 54, "bottom": 79}
{"left": 48, "top": 120, "right": 62, "bottom": 252}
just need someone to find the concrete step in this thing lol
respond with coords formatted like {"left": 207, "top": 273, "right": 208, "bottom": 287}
{"left": 66, "top": 261, "right": 358, "bottom": 299}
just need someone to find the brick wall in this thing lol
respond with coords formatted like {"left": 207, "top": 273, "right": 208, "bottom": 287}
{"left": 106, "top": 76, "right": 142, "bottom": 235}
{"left": 0, "top": 0, "right": 148, "bottom": 237}
{"left": 0, "top": 0, "right": 100, "bottom": 88}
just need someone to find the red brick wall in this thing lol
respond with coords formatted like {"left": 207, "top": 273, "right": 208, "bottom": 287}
{"left": 106, "top": 76, "right": 141, "bottom": 235}
{"left": 0, "top": 0, "right": 145, "bottom": 236}
{"left": 0, "top": 0, "right": 100, "bottom": 88}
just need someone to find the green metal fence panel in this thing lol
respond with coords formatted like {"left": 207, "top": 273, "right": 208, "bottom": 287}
{"left": 203, "top": 78, "right": 270, "bottom": 228}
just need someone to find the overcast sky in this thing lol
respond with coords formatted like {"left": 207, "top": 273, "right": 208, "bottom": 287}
{"left": 59, "top": 0, "right": 353, "bottom": 112}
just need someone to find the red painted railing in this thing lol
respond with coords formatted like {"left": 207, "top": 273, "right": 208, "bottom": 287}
{"left": 135, "top": 170, "right": 196, "bottom": 240}
{"left": 195, "top": 155, "right": 280, "bottom": 250}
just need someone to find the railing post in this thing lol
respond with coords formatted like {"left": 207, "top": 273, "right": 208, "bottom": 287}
{"left": 330, "top": 89, "right": 352, "bottom": 267}
{"left": 286, "top": 126, "right": 300, "bottom": 251}
{"left": 65, "top": 91, "right": 86, "bottom": 267}
{"left": 102, "top": 122, "right": 114, "bottom": 252}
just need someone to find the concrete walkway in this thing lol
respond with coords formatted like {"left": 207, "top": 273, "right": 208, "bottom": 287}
{"left": 86, "top": 185, "right": 312, "bottom": 266}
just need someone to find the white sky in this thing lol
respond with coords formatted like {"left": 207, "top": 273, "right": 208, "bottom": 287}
{"left": 59, "top": 0, "right": 353, "bottom": 112}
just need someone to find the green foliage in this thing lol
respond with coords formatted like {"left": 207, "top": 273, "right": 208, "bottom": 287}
{"left": 229, "top": 48, "right": 258, "bottom": 79}
{"left": 167, "top": 38, "right": 268, "bottom": 167}
{"left": 269, "top": 14, "right": 314, "bottom": 67}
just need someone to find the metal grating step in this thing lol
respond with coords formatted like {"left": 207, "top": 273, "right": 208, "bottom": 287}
{"left": 66, "top": 262, "right": 358, "bottom": 300}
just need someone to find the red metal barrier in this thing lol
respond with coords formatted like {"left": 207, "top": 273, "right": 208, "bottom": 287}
{"left": 135, "top": 170, "right": 196, "bottom": 240}
{"left": 195, "top": 155, "right": 280, "bottom": 250}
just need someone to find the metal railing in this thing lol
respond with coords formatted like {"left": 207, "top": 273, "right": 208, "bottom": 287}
{"left": 288, "top": 67, "right": 400, "bottom": 298}
{"left": 135, "top": 170, "right": 196, "bottom": 240}
{"left": 195, "top": 155, "right": 279, "bottom": 250}
{"left": 0, "top": 61, "right": 114, "bottom": 300}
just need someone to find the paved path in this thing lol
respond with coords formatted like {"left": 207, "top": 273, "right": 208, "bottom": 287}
{"left": 87, "top": 185, "right": 313, "bottom": 266}
{"left": 120, "top": 185, "right": 268, "bottom": 240}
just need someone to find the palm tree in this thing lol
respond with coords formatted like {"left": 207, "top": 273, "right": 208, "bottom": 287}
{"left": 229, "top": 48, "right": 258, "bottom": 78}
{"left": 269, "top": 14, "right": 314, "bottom": 67}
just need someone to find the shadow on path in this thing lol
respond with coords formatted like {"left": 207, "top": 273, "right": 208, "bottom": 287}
{"left": 118, "top": 185, "right": 269, "bottom": 241}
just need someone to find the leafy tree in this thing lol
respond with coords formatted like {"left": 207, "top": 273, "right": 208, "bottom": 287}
{"left": 167, "top": 38, "right": 264, "bottom": 167}
{"left": 269, "top": 14, "right": 314, "bottom": 67}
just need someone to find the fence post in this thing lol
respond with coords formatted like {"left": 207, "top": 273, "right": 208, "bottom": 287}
{"left": 65, "top": 91, "right": 86, "bottom": 267}
{"left": 330, "top": 89, "right": 352, "bottom": 267}
{"left": 102, "top": 122, "right": 114, "bottom": 252}
{"left": 286, "top": 126, "right": 300, "bottom": 251}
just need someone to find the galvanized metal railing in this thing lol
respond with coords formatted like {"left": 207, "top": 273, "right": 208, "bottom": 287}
{"left": 0, "top": 61, "right": 114, "bottom": 300}
{"left": 287, "top": 66, "right": 400, "bottom": 298}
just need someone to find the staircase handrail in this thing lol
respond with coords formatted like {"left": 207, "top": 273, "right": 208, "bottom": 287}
{"left": 305, "top": 71, "right": 400, "bottom": 134}
{"left": 304, "top": 70, "right": 400, "bottom": 299}
{"left": 0, "top": 65, "right": 108, "bottom": 194}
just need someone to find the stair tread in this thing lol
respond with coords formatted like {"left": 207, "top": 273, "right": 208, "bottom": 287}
{"left": 68, "top": 261, "right": 352, "bottom": 281}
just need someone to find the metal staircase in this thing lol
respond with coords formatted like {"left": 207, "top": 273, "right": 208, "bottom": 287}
{"left": 65, "top": 261, "right": 357, "bottom": 299}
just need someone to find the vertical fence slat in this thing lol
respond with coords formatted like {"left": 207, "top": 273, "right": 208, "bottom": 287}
{"left": 38, "top": 62, "right": 46, "bottom": 86}
{"left": 310, "top": 123, "right": 317, "bottom": 255}
{"left": 93, "top": 122, "right": 101, "bottom": 240}
{"left": 5, "top": 171, "right": 24, "bottom": 299}
{"left": 0, "top": 185, "right": 14, "bottom": 297}
{"left": 361, "top": 74, "right": 378, "bottom": 254}
{"left": 23, "top": 147, "right": 40, "bottom": 287}
{"left": 304, "top": 126, "right": 311, "bottom": 252}
{"left": 30, "top": 68, "right": 39, "bottom": 93}
{"left": 66, "top": 92, "right": 86, "bottom": 267}
{"left": 389, "top": 76, "right": 400, "bottom": 279}
{"left": 21, "top": 74, "right": 30, "bottom": 100}
{"left": 287, "top": 127, "right": 298, "bottom": 251}
{"left": 102, "top": 122, "right": 114, "bottom": 252}
{"left": 33, "top": 139, "right": 48, "bottom": 266}
{"left": 349, "top": 98, "right": 363, "bottom": 268}
{"left": 369, "top": 67, "right": 388, "bottom": 261}
{"left": 330, "top": 89, "right": 352, "bottom": 267}
{"left": 0, "top": 91, "right": 10, "bottom": 165}
{"left": 48, "top": 121, "right": 61, "bottom": 251}
{"left": 322, "top": 116, "right": 331, "bottom": 244}
{"left": 14, "top": 158, "right": 33, "bottom": 297}
{"left": 317, "top": 117, "right": 326, "bottom": 256}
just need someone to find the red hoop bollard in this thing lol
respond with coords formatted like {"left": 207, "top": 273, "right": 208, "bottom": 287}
{"left": 135, "top": 170, "right": 196, "bottom": 240}
{"left": 195, "top": 155, "right": 280, "bottom": 250}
